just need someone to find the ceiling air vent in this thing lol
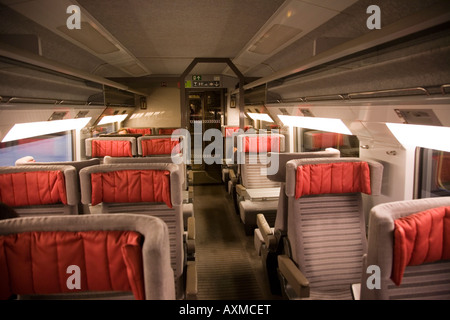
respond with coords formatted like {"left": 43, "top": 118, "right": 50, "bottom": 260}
{"left": 48, "top": 111, "right": 68, "bottom": 121}
{"left": 395, "top": 109, "right": 442, "bottom": 126}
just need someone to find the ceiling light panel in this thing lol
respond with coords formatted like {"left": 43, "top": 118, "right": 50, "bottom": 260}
{"left": 97, "top": 114, "right": 127, "bottom": 125}
{"left": 56, "top": 22, "right": 119, "bottom": 55}
{"left": 225, "top": 0, "right": 358, "bottom": 75}
{"left": 4, "top": 0, "right": 150, "bottom": 76}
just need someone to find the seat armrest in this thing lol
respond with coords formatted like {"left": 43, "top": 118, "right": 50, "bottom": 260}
{"left": 256, "top": 214, "right": 277, "bottom": 251}
{"left": 185, "top": 261, "right": 198, "bottom": 300}
{"left": 186, "top": 217, "right": 196, "bottom": 257}
{"left": 187, "top": 216, "right": 195, "bottom": 241}
{"left": 236, "top": 184, "right": 246, "bottom": 197}
{"left": 228, "top": 169, "right": 238, "bottom": 183}
{"left": 278, "top": 255, "right": 310, "bottom": 298}
{"left": 351, "top": 283, "right": 361, "bottom": 300}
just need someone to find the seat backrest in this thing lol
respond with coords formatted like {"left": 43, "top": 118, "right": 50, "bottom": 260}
{"left": 137, "top": 135, "right": 182, "bottom": 157}
{"left": 267, "top": 149, "right": 341, "bottom": 232}
{"left": 103, "top": 154, "right": 187, "bottom": 191}
{"left": 157, "top": 128, "right": 178, "bottom": 135}
{"left": 237, "top": 133, "right": 286, "bottom": 189}
{"left": 285, "top": 157, "right": 383, "bottom": 299}
{"left": 85, "top": 137, "right": 137, "bottom": 158}
{"left": 0, "top": 214, "right": 174, "bottom": 300}
{"left": 126, "top": 127, "right": 153, "bottom": 135}
{"left": 0, "top": 165, "right": 79, "bottom": 216}
{"left": 360, "top": 197, "right": 450, "bottom": 300}
{"left": 79, "top": 163, "right": 184, "bottom": 295}
{"left": 15, "top": 159, "right": 101, "bottom": 214}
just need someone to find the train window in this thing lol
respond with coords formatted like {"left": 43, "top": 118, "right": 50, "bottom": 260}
{"left": 301, "top": 129, "right": 359, "bottom": 157}
{"left": 416, "top": 148, "right": 450, "bottom": 198}
{"left": 0, "top": 132, "right": 73, "bottom": 166}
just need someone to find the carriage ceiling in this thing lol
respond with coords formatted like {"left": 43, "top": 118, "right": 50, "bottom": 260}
{"left": 0, "top": 0, "right": 448, "bottom": 91}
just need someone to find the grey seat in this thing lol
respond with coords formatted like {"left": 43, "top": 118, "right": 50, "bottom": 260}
{"left": 358, "top": 196, "right": 450, "bottom": 300}
{"left": 222, "top": 126, "right": 242, "bottom": 188}
{"left": 278, "top": 157, "right": 383, "bottom": 300}
{"left": 0, "top": 214, "right": 175, "bottom": 300}
{"left": 85, "top": 136, "right": 138, "bottom": 158}
{"left": 254, "top": 149, "right": 341, "bottom": 294}
{"left": 15, "top": 158, "right": 100, "bottom": 214}
{"left": 233, "top": 133, "right": 285, "bottom": 235}
{"left": 103, "top": 155, "right": 193, "bottom": 231}
{"left": 79, "top": 163, "right": 197, "bottom": 300}
{"left": 135, "top": 135, "right": 188, "bottom": 189}
{"left": 137, "top": 134, "right": 183, "bottom": 158}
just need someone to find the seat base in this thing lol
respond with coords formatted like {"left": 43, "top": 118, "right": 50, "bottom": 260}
{"left": 239, "top": 199, "right": 277, "bottom": 235}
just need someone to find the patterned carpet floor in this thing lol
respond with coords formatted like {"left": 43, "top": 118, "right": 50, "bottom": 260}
{"left": 192, "top": 182, "right": 278, "bottom": 300}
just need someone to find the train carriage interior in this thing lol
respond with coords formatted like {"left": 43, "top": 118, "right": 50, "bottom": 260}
{"left": 0, "top": 0, "right": 450, "bottom": 303}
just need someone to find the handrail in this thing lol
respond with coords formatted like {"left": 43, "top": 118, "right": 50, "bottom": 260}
{"left": 7, "top": 97, "right": 60, "bottom": 104}
{"left": 267, "top": 86, "right": 437, "bottom": 104}
{"left": 2, "top": 96, "right": 98, "bottom": 106}
{"left": 441, "top": 84, "right": 450, "bottom": 95}
{"left": 303, "top": 94, "right": 346, "bottom": 102}
{"left": 347, "top": 87, "right": 430, "bottom": 99}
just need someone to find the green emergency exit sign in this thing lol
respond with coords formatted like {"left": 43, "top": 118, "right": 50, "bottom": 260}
{"left": 192, "top": 75, "right": 202, "bottom": 81}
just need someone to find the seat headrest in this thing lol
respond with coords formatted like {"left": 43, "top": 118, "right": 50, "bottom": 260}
{"left": 286, "top": 158, "right": 383, "bottom": 197}
{"left": 138, "top": 135, "right": 182, "bottom": 156}
{"left": 0, "top": 214, "right": 175, "bottom": 300}
{"left": 80, "top": 163, "right": 183, "bottom": 207}
{"left": 0, "top": 165, "right": 79, "bottom": 206}
{"left": 391, "top": 205, "right": 450, "bottom": 285}
{"left": 237, "top": 133, "right": 285, "bottom": 153}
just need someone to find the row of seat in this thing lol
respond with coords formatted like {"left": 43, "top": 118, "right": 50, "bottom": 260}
{"left": 253, "top": 154, "right": 450, "bottom": 299}
{"left": 224, "top": 133, "right": 285, "bottom": 235}
{"left": 85, "top": 135, "right": 183, "bottom": 158}
{"left": 0, "top": 214, "right": 175, "bottom": 300}
{"left": 102, "top": 127, "right": 179, "bottom": 136}
{"left": 12, "top": 154, "right": 190, "bottom": 216}
{"left": 0, "top": 156, "right": 196, "bottom": 300}
{"left": 224, "top": 132, "right": 344, "bottom": 237}
{"left": 223, "top": 131, "right": 357, "bottom": 235}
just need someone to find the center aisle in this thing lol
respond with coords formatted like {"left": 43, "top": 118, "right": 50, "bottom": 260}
{"left": 193, "top": 183, "right": 279, "bottom": 300}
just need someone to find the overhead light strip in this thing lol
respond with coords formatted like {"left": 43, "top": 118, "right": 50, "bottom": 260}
{"left": 387, "top": 123, "right": 450, "bottom": 152}
{"left": 247, "top": 112, "right": 274, "bottom": 122}
{"left": 2, "top": 118, "right": 92, "bottom": 142}
{"left": 98, "top": 114, "right": 128, "bottom": 125}
{"left": 278, "top": 115, "right": 352, "bottom": 135}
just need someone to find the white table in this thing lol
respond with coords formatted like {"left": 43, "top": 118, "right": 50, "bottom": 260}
{"left": 245, "top": 187, "right": 280, "bottom": 201}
